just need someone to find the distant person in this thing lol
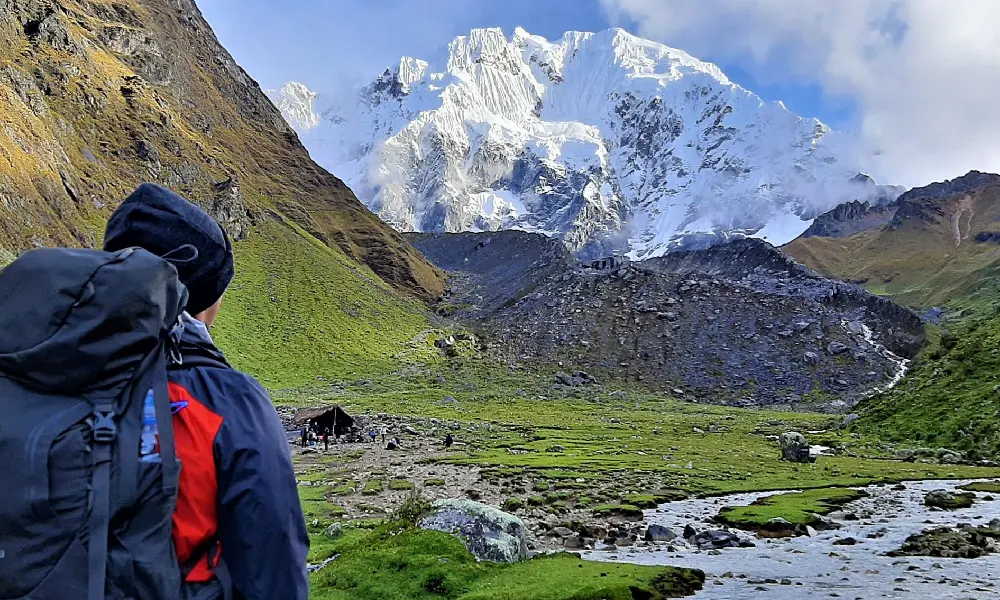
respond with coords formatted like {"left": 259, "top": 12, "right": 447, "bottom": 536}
{"left": 380, "top": 425, "right": 387, "bottom": 443}
{"left": 444, "top": 433, "right": 454, "bottom": 448}
{"left": 300, "top": 427, "right": 308, "bottom": 448}
{"left": 386, "top": 438, "right": 398, "bottom": 451}
{"left": 323, "top": 427, "right": 331, "bottom": 451}
{"left": 369, "top": 428, "right": 378, "bottom": 444}
{"left": 103, "top": 183, "right": 309, "bottom": 599}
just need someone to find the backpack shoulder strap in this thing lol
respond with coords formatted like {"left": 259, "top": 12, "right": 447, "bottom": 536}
{"left": 87, "top": 403, "right": 116, "bottom": 600}
{"left": 87, "top": 343, "right": 179, "bottom": 600}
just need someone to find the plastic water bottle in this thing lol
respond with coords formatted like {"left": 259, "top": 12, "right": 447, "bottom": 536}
{"left": 140, "top": 389, "right": 161, "bottom": 463}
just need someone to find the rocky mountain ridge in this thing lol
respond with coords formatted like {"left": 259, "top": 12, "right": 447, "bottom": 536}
{"left": 0, "top": 0, "right": 442, "bottom": 298}
{"left": 272, "top": 27, "right": 900, "bottom": 259}
{"left": 785, "top": 170, "right": 1000, "bottom": 309}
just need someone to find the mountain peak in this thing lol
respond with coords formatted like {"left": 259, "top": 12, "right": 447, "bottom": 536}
{"left": 275, "top": 26, "right": 883, "bottom": 258}
{"left": 265, "top": 82, "right": 319, "bottom": 132}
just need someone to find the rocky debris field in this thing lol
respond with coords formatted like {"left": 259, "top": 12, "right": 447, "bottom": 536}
{"left": 410, "top": 232, "right": 924, "bottom": 409}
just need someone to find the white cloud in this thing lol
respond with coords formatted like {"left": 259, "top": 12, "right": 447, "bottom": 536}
{"left": 600, "top": 0, "right": 1000, "bottom": 187}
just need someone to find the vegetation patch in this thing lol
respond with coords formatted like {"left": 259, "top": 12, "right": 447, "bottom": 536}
{"left": 362, "top": 480, "right": 385, "bottom": 496}
{"left": 310, "top": 524, "right": 704, "bottom": 600}
{"left": 716, "top": 488, "right": 867, "bottom": 534}
{"left": 623, "top": 494, "right": 659, "bottom": 509}
{"left": 390, "top": 479, "right": 416, "bottom": 491}
{"left": 424, "top": 478, "right": 446, "bottom": 487}
{"left": 502, "top": 498, "right": 524, "bottom": 512}
{"left": 593, "top": 504, "right": 644, "bottom": 519}
{"left": 959, "top": 481, "right": 1000, "bottom": 494}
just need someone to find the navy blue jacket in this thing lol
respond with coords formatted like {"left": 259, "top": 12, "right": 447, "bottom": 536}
{"left": 167, "top": 314, "right": 309, "bottom": 600}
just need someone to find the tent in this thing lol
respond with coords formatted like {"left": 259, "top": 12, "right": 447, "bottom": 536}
{"left": 294, "top": 405, "right": 355, "bottom": 437}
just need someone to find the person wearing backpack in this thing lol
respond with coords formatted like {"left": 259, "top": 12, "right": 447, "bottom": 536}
{"left": 0, "top": 182, "right": 309, "bottom": 600}
{"left": 100, "top": 183, "right": 310, "bottom": 600}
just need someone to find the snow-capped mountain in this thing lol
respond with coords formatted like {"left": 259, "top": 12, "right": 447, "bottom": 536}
{"left": 265, "top": 82, "right": 320, "bottom": 132}
{"left": 273, "top": 27, "right": 895, "bottom": 259}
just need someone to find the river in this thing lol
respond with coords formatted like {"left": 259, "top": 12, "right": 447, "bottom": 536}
{"left": 587, "top": 479, "right": 1000, "bottom": 599}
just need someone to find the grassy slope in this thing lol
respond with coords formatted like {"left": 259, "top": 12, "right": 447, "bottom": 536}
{"left": 784, "top": 196, "right": 1000, "bottom": 309}
{"left": 856, "top": 300, "right": 1000, "bottom": 457}
{"left": 785, "top": 185, "right": 1000, "bottom": 457}
{"left": 309, "top": 526, "right": 703, "bottom": 600}
{"left": 211, "top": 220, "right": 431, "bottom": 389}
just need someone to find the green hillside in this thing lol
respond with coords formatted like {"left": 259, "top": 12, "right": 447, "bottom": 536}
{"left": 856, "top": 295, "right": 1000, "bottom": 457}
{"left": 213, "top": 220, "right": 432, "bottom": 389}
{"left": 785, "top": 173, "right": 1000, "bottom": 456}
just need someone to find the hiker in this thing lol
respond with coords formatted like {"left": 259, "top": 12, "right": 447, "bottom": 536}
{"left": 369, "top": 428, "right": 378, "bottom": 443}
{"left": 301, "top": 426, "right": 308, "bottom": 448}
{"left": 323, "top": 427, "right": 331, "bottom": 451}
{"left": 386, "top": 438, "right": 398, "bottom": 451}
{"left": 104, "top": 184, "right": 309, "bottom": 599}
{"left": 380, "top": 424, "right": 387, "bottom": 443}
{"left": 0, "top": 183, "right": 308, "bottom": 600}
{"left": 444, "top": 433, "right": 454, "bottom": 448}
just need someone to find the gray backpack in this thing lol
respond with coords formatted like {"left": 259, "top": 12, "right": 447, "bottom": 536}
{"left": 0, "top": 247, "right": 188, "bottom": 600}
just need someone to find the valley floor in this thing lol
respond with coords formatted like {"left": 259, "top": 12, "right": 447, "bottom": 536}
{"left": 277, "top": 366, "right": 1000, "bottom": 599}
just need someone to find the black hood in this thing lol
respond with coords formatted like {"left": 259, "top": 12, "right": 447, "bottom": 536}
{"left": 0, "top": 247, "right": 187, "bottom": 394}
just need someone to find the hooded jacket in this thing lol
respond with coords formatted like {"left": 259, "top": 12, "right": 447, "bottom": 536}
{"left": 168, "top": 313, "right": 310, "bottom": 600}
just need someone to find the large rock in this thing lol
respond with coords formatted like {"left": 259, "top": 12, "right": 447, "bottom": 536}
{"left": 692, "top": 530, "right": 741, "bottom": 550}
{"left": 924, "top": 490, "right": 975, "bottom": 510}
{"left": 779, "top": 432, "right": 815, "bottom": 463}
{"left": 644, "top": 524, "right": 677, "bottom": 542}
{"left": 420, "top": 499, "right": 528, "bottom": 562}
{"left": 889, "top": 526, "right": 1000, "bottom": 559}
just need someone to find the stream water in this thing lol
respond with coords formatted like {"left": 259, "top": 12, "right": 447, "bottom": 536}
{"left": 587, "top": 479, "right": 1000, "bottom": 599}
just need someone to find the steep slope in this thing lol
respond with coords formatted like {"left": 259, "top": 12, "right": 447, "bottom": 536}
{"left": 406, "top": 230, "right": 574, "bottom": 316}
{"left": 0, "top": 0, "right": 443, "bottom": 300}
{"left": 272, "top": 27, "right": 898, "bottom": 259}
{"left": 785, "top": 171, "right": 1000, "bottom": 308}
{"left": 412, "top": 232, "right": 923, "bottom": 410}
{"left": 785, "top": 172, "right": 1000, "bottom": 456}
{"left": 0, "top": 0, "right": 444, "bottom": 387}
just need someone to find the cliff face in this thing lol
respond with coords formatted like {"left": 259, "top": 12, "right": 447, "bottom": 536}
{"left": 0, "top": 0, "right": 443, "bottom": 298}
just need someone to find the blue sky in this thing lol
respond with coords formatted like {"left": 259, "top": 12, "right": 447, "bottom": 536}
{"left": 198, "top": 0, "right": 858, "bottom": 129}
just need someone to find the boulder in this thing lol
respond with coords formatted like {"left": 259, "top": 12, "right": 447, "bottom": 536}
{"left": 693, "top": 530, "right": 741, "bottom": 550}
{"left": 420, "top": 499, "right": 529, "bottom": 562}
{"left": 643, "top": 524, "right": 677, "bottom": 542}
{"left": 827, "top": 341, "right": 850, "bottom": 355}
{"left": 842, "top": 413, "right": 860, "bottom": 428}
{"left": 803, "top": 351, "right": 820, "bottom": 365}
{"left": 889, "top": 526, "right": 1000, "bottom": 559}
{"left": 779, "top": 432, "right": 815, "bottom": 463}
{"left": 924, "top": 490, "right": 975, "bottom": 510}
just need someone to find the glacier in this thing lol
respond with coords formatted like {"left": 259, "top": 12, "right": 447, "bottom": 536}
{"left": 269, "top": 27, "right": 894, "bottom": 259}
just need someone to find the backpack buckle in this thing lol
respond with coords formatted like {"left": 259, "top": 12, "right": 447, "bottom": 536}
{"left": 92, "top": 408, "right": 117, "bottom": 443}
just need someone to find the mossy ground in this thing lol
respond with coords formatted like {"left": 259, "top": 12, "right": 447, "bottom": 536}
{"left": 716, "top": 488, "right": 867, "bottom": 529}
{"left": 959, "top": 480, "right": 1000, "bottom": 493}
{"left": 309, "top": 523, "right": 703, "bottom": 600}
{"left": 280, "top": 362, "right": 1000, "bottom": 498}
